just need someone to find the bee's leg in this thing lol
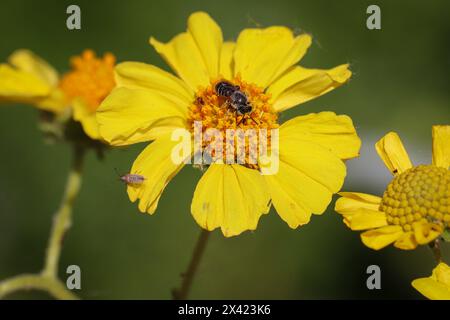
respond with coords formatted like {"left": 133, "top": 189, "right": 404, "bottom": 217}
{"left": 249, "top": 115, "right": 259, "bottom": 125}
{"left": 237, "top": 115, "right": 245, "bottom": 126}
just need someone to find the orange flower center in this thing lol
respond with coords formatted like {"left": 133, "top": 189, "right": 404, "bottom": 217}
{"left": 187, "top": 78, "right": 279, "bottom": 169}
{"left": 59, "top": 50, "right": 116, "bottom": 112}
{"left": 379, "top": 165, "right": 450, "bottom": 232}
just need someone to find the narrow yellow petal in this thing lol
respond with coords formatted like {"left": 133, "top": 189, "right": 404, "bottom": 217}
{"left": 343, "top": 209, "right": 387, "bottom": 231}
{"left": 335, "top": 193, "right": 386, "bottom": 231}
{"left": 187, "top": 11, "right": 223, "bottom": 78}
{"left": 280, "top": 112, "right": 361, "bottom": 160}
{"left": 96, "top": 87, "right": 187, "bottom": 146}
{"left": 191, "top": 164, "right": 270, "bottom": 237}
{"left": 114, "top": 62, "right": 194, "bottom": 106}
{"left": 375, "top": 132, "right": 413, "bottom": 175}
{"left": 127, "top": 136, "right": 188, "bottom": 214}
{"left": 234, "top": 26, "right": 311, "bottom": 88}
{"left": 412, "top": 221, "right": 442, "bottom": 245}
{"left": 219, "top": 42, "right": 235, "bottom": 80}
{"left": 337, "top": 192, "right": 382, "bottom": 206}
{"left": 72, "top": 98, "right": 100, "bottom": 140}
{"left": 393, "top": 232, "right": 417, "bottom": 250}
{"left": 432, "top": 125, "right": 450, "bottom": 169}
{"left": 360, "top": 225, "right": 403, "bottom": 250}
{"left": 412, "top": 263, "right": 450, "bottom": 300}
{"left": 268, "top": 64, "right": 351, "bottom": 112}
{"left": 8, "top": 49, "right": 59, "bottom": 87}
{"left": 150, "top": 33, "right": 209, "bottom": 91}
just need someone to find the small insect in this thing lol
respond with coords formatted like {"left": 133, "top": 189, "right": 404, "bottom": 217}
{"left": 215, "top": 81, "right": 258, "bottom": 126}
{"left": 115, "top": 168, "right": 145, "bottom": 185}
{"left": 196, "top": 96, "right": 204, "bottom": 105}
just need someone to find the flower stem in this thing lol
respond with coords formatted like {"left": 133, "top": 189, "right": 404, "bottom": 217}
{"left": 172, "top": 229, "right": 210, "bottom": 300}
{"left": 0, "top": 145, "right": 84, "bottom": 300}
{"left": 0, "top": 274, "right": 78, "bottom": 300}
{"left": 428, "top": 239, "right": 442, "bottom": 263}
{"left": 42, "top": 146, "right": 85, "bottom": 278}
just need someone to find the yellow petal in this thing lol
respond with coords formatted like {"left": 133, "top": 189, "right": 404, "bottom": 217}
{"left": 412, "top": 263, "right": 450, "bottom": 300}
{"left": 187, "top": 11, "right": 223, "bottom": 78}
{"left": 342, "top": 209, "right": 387, "bottom": 231}
{"left": 97, "top": 87, "right": 187, "bottom": 146}
{"left": 150, "top": 12, "right": 222, "bottom": 91}
{"left": 280, "top": 112, "right": 361, "bottom": 160}
{"left": 234, "top": 26, "right": 311, "bottom": 88}
{"left": 0, "top": 64, "right": 51, "bottom": 99}
{"left": 279, "top": 138, "right": 347, "bottom": 193}
{"left": 73, "top": 98, "right": 100, "bottom": 140}
{"left": 191, "top": 164, "right": 270, "bottom": 237}
{"left": 335, "top": 193, "right": 386, "bottom": 231}
{"left": 337, "top": 192, "right": 382, "bottom": 207}
{"left": 412, "top": 221, "right": 442, "bottom": 245}
{"left": 219, "top": 42, "right": 235, "bottom": 80}
{"left": 264, "top": 140, "right": 346, "bottom": 228}
{"left": 360, "top": 225, "right": 403, "bottom": 250}
{"left": 36, "top": 88, "right": 67, "bottom": 113}
{"left": 394, "top": 232, "right": 417, "bottom": 250}
{"left": 375, "top": 131, "right": 413, "bottom": 175}
{"left": 8, "top": 49, "right": 59, "bottom": 87}
{"left": 263, "top": 164, "right": 312, "bottom": 228}
{"left": 412, "top": 278, "right": 450, "bottom": 300}
{"left": 268, "top": 64, "right": 351, "bottom": 112}
{"left": 432, "top": 125, "right": 450, "bottom": 169}
{"left": 127, "top": 135, "right": 188, "bottom": 214}
{"left": 114, "top": 62, "right": 194, "bottom": 106}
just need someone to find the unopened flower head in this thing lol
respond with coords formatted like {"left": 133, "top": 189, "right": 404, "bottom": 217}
{"left": 97, "top": 11, "right": 361, "bottom": 237}
{"left": 335, "top": 126, "right": 450, "bottom": 250}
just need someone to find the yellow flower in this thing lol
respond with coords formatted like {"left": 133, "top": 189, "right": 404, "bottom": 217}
{"left": 0, "top": 49, "right": 116, "bottom": 140}
{"left": 412, "top": 262, "right": 450, "bottom": 300}
{"left": 335, "top": 126, "right": 450, "bottom": 250}
{"left": 97, "top": 11, "right": 361, "bottom": 237}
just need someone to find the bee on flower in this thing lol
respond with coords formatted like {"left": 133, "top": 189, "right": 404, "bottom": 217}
{"left": 97, "top": 11, "right": 361, "bottom": 237}
{"left": 335, "top": 126, "right": 450, "bottom": 250}
{"left": 0, "top": 49, "right": 116, "bottom": 140}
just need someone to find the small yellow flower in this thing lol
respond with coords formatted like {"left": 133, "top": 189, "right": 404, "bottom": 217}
{"left": 97, "top": 12, "right": 361, "bottom": 236}
{"left": 335, "top": 126, "right": 450, "bottom": 250}
{"left": 0, "top": 49, "right": 116, "bottom": 140}
{"left": 412, "top": 262, "right": 450, "bottom": 300}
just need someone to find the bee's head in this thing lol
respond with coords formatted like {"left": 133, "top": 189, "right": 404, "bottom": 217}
{"left": 240, "top": 104, "right": 252, "bottom": 114}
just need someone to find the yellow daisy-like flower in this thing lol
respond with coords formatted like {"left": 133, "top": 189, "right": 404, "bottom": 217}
{"left": 97, "top": 11, "right": 361, "bottom": 237}
{"left": 335, "top": 126, "right": 450, "bottom": 250}
{"left": 0, "top": 49, "right": 116, "bottom": 139}
{"left": 412, "top": 263, "right": 450, "bottom": 300}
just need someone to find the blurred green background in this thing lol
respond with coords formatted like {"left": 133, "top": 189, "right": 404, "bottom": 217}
{"left": 0, "top": 0, "right": 449, "bottom": 299}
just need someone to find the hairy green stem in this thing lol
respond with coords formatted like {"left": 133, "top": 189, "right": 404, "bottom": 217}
{"left": 42, "top": 146, "right": 84, "bottom": 277}
{"left": 429, "top": 239, "right": 442, "bottom": 263}
{"left": 0, "top": 274, "right": 78, "bottom": 300}
{"left": 173, "top": 229, "right": 210, "bottom": 300}
{"left": 0, "top": 146, "right": 84, "bottom": 300}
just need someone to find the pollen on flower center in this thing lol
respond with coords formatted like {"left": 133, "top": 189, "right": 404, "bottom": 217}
{"left": 379, "top": 165, "right": 450, "bottom": 232}
{"left": 59, "top": 50, "right": 116, "bottom": 112}
{"left": 187, "top": 78, "right": 279, "bottom": 169}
